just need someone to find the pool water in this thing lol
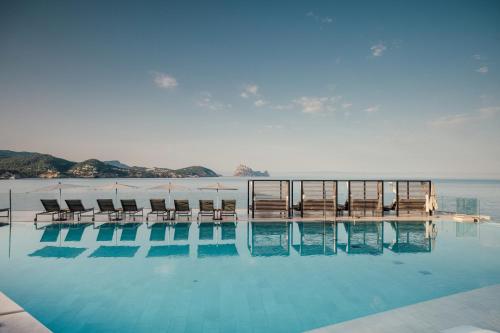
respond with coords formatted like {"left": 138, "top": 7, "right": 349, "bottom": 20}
{"left": 1, "top": 220, "right": 500, "bottom": 332}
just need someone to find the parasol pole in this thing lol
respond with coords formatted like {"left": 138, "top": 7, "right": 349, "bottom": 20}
{"left": 168, "top": 186, "right": 172, "bottom": 206}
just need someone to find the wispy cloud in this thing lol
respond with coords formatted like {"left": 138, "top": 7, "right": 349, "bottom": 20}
{"left": 476, "top": 66, "right": 489, "bottom": 74}
{"left": 306, "top": 11, "right": 333, "bottom": 25}
{"left": 197, "top": 92, "right": 232, "bottom": 112}
{"left": 342, "top": 103, "right": 352, "bottom": 109}
{"left": 254, "top": 99, "right": 268, "bottom": 107}
{"left": 370, "top": 43, "right": 387, "bottom": 57}
{"left": 472, "top": 54, "right": 481, "bottom": 60}
{"left": 271, "top": 104, "right": 294, "bottom": 111}
{"left": 293, "top": 96, "right": 341, "bottom": 114}
{"left": 264, "top": 124, "right": 284, "bottom": 130}
{"left": 240, "top": 84, "right": 259, "bottom": 98}
{"left": 153, "top": 72, "right": 178, "bottom": 89}
{"left": 363, "top": 105, "right": 380, "bottom": 113}
{"left": 478, "top": 106, "right": 500, "bottom": 117}
{"left": 430, "top": 106, "right": 500, "bottom": 128}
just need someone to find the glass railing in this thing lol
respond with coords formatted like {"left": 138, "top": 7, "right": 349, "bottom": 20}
{"left": 436, "top": 196, "right": 480, "bottom": 216}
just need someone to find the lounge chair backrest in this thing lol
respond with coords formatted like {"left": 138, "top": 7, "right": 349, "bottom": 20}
{"left": 41, "top": 199, "right": 61, "bottom": 212}
{"left": 174, "top": 200, "right": 190, "bottom": 212}
{"left": 97, "top": 199, "right": 116, "bottom": 212}
{"left": 199, "top": 200, "right": 214, "bottom": 211}
{"left": 254, "top": 199, "right": 288, "bottom": 211}
{"left": 222, "top": 200, "right": 236, "bottom": 212}
{"left": 150, "top": 199, "right": 166, "bottom": 212}
{"left": 121, "top": 199, "right": 138, "bottom": 212}
{"left": 65, "top": 200, "right": 85, "bottom": 212}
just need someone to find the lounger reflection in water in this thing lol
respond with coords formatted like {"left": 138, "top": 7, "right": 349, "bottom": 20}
{"left": 40, "top": 224, "right": 62, "bottom": 242}
{"left": 247, "top": 222, "right": 291, "bottom": 257}
{"left": 29, "top": 246, "right": 87, "bottom": 259}
{"left": 120, "top": 223, "right": 141, "bottom": 241}
{"left": 64, "top": 223, "right": 91, "bottom": 242}
{"left": 197, "top": 244, "right": 238, "bottom": 258}
{"left": 339, "top": 222, "right": 384, "bottom": 255}
{"left": 89, "top": 246, "right": 140, "bottom": 258}
{"left": 173, "top": 222, "right": 190, "bottom": 241}
{"left": 292, "top": 222, "right": 337, "bottom": 256}
{"left": 147, "top": 245, "right": 189, "bottom": 257}
{"left": 149, "top": 223, "right": 168, "bottom": 241}
{"left": 385, "top": 221, "right": 432, "bottom": 253}
{"left": 96, "top": 223, "right": 118, "bottom": 242}
{"left": 220, "top": 222, "right": 236, "bottom": 240}
{"left": 199, "top": 222, "right": 215, "bottom": 240}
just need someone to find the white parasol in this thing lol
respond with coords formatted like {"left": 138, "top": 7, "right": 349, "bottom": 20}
{"left": 34, "top": 182, "right": 87, "bottom": 203}
{"left": 94, "top": 181, "right": 138, "bottom": 202}
{"left": 198, "top": 182, "right": 238, "bottom": 208}
{"left": 149, "top": 182, "right": 190, "bottom": 205}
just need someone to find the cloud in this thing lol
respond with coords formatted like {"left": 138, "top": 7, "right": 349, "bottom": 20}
{"left": 197, "top": 92, "right": 232, "bottom": 112}
{"left": 264, "top": 124, "right": 284, "bottom": 130}
{"left": 430, "top": 106, "right": 500, "bottom": 128}
{"left": 472, "top": 54, "right": 481, "bottom": 60}
{"left": 240, "top": 84, "right": 259, "bottom": 98}
{"left": 476, "top": 66, "right": 488, "bottom": 74}
{"left": 430, "top": 114, "right": 470, "bottom": 127}
{"left": 271, "top": 104, "right": 294, "bottom": 111}
{"left": 342, "top": 103, "right": 352, "bottom": 109}
{"left": 254, "top": 99, "right": 268, "bottom": 107}
{"left": 478, "top": 106, "right": 500, "bottom": 117}
{"left": 293, "top": 96, "right": 341, "bottom": 114}
{"left": 370, "top": 43, "right": 387, "bottom": 57}
{"left": 363, "top": 105, "right": 380, "bottom": 113}
{"left": 306, "top": 11, "right": 333, "bottom": 25}
{"left": 153, "top": 72, "right": 178, "bottom": 89}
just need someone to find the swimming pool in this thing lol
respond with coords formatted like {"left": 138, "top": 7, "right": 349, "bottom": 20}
{"left": 1, "top": 220, "right": 500, "bottom": 332}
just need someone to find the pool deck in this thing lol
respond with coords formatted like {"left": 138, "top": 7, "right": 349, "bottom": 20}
{"left": 307, "top": 284, "right": 500, "bottom": 333}
{"left": 0, "top": 292, "right": 50, "bottom": 333}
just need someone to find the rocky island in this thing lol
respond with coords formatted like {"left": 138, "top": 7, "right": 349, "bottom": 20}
{"left": 0, "top": 150, "right": 219, "bottom": 179}
{"left": 233, "top": 164, "right": 269, "bottom": 177}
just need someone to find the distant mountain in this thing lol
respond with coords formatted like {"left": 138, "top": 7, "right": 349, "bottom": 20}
{"left": 0, "top": 150, "right": 219, "bottom": 179}
{"left": 0, "top": 150, "right": 76, "bottom": 178}
{"left": 104, "top": 160, "right": 130, "bottom": 169}
{"left": 233, "top": 164, "right": 269, "bottom": 177}
{"left": 175, "top": 166, "right": 219, "bottom": 177}
{"left": 69, "top": 159, "right": 129, "bottom": 178}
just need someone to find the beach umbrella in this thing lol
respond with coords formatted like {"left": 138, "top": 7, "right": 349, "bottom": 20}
{"left": 149, "top": 182, "right": 190, "bottom": 205}
{"left": 198, "top": 182, "right": 238, "bottom": 208}
{"left": 34, "top": 182, "right": 87, "bottom": 203}
{"left": 94, "top": 181, "right": 138, "bottom": 202}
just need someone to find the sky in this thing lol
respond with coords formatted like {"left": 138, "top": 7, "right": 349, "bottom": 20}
{"left": 1, "top": 0, "right": 500, "bottom": 177}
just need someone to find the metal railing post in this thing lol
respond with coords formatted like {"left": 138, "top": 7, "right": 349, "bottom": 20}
{"left": 9, "top": 189, "right": 12, "bottom": 225}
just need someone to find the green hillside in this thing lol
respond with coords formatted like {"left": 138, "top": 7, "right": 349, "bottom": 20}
{"left": 0, "top": 150, "right": 219, "bottom": 179}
